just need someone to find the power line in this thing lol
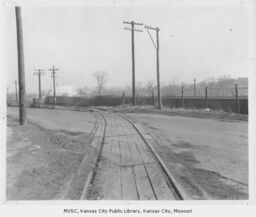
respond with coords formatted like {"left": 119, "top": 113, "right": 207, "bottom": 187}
{"left": 48, "top": 65, "right": 59, "bottom": 106}
{"left": 123, "top": 20, "right": 143, "bottom": 106}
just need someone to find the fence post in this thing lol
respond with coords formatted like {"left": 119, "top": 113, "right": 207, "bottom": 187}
{"left": 122, "top": 91, "right": 125, "bottom": 105}
{"left": 235, "top": 84, "right": 240, "bottom": 114}
{"left": 194, "top": 78, "right": 196, "bottom": 97}
{"left": 181, "top": 85, "right": 184, "bottom": 108}
{"left": 205, "top": 86, "right": 208, "bottom": 109}
{"left": 152, "top": 90, "right": 155, "bottom": 106}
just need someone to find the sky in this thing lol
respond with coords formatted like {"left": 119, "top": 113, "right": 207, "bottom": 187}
{"left": 4, "top": 5, "right": 249, "bottom": 94}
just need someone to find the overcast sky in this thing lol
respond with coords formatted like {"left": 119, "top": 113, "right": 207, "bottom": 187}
{"left": 5, "top": 5, "right": 249, "bottom": 94}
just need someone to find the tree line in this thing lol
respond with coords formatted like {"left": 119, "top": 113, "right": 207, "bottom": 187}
{"left": 76, "top": 75, "right": 248, "bottom": 97}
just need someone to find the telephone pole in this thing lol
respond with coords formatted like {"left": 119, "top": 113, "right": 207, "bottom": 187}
{"left": 194, "top": 78, "right": 196, "bottom": 97}
{"left": 144, "top": 25, "right": 162, "bottom": 109}
{"left": 33, "top": 69, "right": 44, "bottom": 100}
{"left": 15, "top": 6, "right": 26, "bottom": 125}
{"left": 48, "top": 65, "right": 58, "bottom": 106}
{"left": 123, "top": 21, "right": 143, "bottom": 106}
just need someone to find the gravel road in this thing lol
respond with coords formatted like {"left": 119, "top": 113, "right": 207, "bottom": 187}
{"left": 126, "top": 113, "right": 248, "bottom": 199}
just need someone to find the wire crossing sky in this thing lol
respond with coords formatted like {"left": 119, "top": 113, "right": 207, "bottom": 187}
{"left": 4, "top": 6, "right": 249, "bottom": 94}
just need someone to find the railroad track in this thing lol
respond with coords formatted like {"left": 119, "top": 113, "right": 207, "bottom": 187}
{"left": 79, "top": 107, "right": 185, "bottom": 200}
{"left": 61, "top": 107, "right": 105, "bottom": 200}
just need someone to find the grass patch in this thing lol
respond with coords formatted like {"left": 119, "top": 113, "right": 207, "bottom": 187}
{"left": 110, "top": 105, "right": 247, "bottom": 121}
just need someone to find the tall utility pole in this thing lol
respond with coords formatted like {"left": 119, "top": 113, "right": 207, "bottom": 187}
{"left": 14, "top": 80, "right": 18, "bottom": 104}
{"left": 144, "top": 25, "right": 162, "bottom": 109}
{"left": 123, "top": 21, "right": 143, "bottom": 106}
{"left": 33, "top": 69, "right": 44, "bottom": 100}
{"left": 48, "top": 65, "right": 58, "bottom": 106}
{"left": 194, "top": 78, "right": 196, "bottom": 97}
{"left": 15, "top": 7, "right": 26, "bottom": 125}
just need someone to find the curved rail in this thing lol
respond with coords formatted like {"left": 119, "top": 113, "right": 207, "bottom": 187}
{"left": 61, "top": 106, "right": 186, "bottom": 200}
{"left": 90, "top": 107, "right": 186, "bottom": 200}
{"left": 79, "top": 108, "right": 107, "bottom": 199}
{"left": 117, "top": 112, "right": 186, "bottom": 200}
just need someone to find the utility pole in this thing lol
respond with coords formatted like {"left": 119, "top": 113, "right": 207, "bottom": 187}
{"left": 33, "top": 69, "right": 44, "bottom": 100}
{"left": 14, "top": 80, "right": 18, "bottom": 104}
{"left": 123, "top": 21, "right": 143, "bottom": 106}
{"left": 7, "top": 87, "right": 9, "bottom": 103}
{"left": 235, "top": 84, "right": 240, "bottom": 114}
{"left": 194, "top": 78, "right": 196, "bottom": 97}
{"left": 144, "top": 25, "right": 162, "bottom": 109}
{"left": 181, "top": 84, "right": 184, "bottom": 108}
{"left": 48, "top": 65, "right": 58, "bottom": 106}
{"left": 15, "top": 6, "right": 26, "bottom": 125}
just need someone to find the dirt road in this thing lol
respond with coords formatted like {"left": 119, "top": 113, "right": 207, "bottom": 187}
{"left": 6, "top": 107, "right": 248, "bottom": 200}
{"left": 7, "top": 107, "right": 181, "bottom": 200}
{"left": 126, "top": 113, "right": 248, "bottom": 199}
{"left": 7, "top": 107, "right": 98, "bottom": 200}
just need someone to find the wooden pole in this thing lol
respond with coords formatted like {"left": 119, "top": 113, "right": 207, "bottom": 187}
{"left": 144, "top": 25, "right": 162, "bottom": 109}
{"left": 33, "top": 69, "right": 44, "bottom": 101}
{"left": 15, "top": 80, "right": 18, "bottom": 104}
{"left": 152, "top": 90, "right": 155, "bottom": 105}
{"left": 235, "top": 84, "right": 240, "bottom": 114}
{"left": 7, "top": 87, "right": 9, "bottom": 104}
{"left": 122, "top": 91, "right": 125, "bottom": 105}
{"left": 15, "top": 7, "right": 26, "bottom": 125}
{"left": 194, "top": 78, "right": 196, "bottom": 97}
{"left": 131, "top": 21, "right": 136, "bottom": 106}
{"left": 205, "top": 86, "right": 208, "bottom": 109}
{"left": 156, "top": 28, "right": 162, "bottom": 109}
{"left": 136, "top": 93, "right": 139, "bottom": 105}
{"left": 53, "top": 68, "right": 56, "bottom": 106}
{"left": 49, "top": 65, "right": 58, "bottom": 106}
{"left": 181, "top": 85, "right": 184, "bottom": 108}
{"left": 38, "top": 70, "right": 41, "bottom": 100}
{"left": 123, "top": 21, "right": 143, "bottom": 105}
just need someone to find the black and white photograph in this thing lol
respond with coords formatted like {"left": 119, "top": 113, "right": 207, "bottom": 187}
{"left": 0, "top": 0, "right": 256, "bottom": 216}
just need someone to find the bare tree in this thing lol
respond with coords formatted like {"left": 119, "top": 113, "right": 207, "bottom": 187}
{"left": 147, "top": 80, "right": 154, "bottom": 92}
{"left": 93, "top": 71, "right": 108, "bottom": 96}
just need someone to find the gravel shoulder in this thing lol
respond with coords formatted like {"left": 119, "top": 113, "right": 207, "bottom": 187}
{"left": 125, "top": 112, "right": 248, "bottom": 200}
{"left": 6, "top": 107, "right": 98, "bottom": 200}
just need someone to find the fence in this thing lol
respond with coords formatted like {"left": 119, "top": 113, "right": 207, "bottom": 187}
{"left": 45, "top": 95, "right": 122, "bottom": 107}
{"left": 161, "top": 85, "right": 248, "bottom": 98}
{"left": 132, "top": 84, "right": 248, "bottom": 114}
{"left": 44, "top": 84, "right": 248, "bottom": 114}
